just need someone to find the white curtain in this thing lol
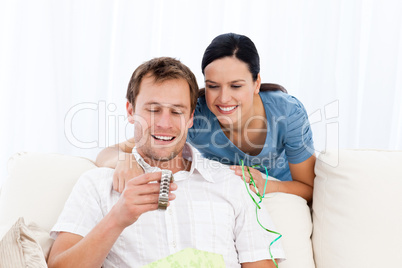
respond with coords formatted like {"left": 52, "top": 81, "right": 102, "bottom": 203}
{"left": 1, "top": 0, "right": 401, "bottom": 186}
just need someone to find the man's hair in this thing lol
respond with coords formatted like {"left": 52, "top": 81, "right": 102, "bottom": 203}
{"left": 126, "top": 57, "right": 199, "bottom": 112}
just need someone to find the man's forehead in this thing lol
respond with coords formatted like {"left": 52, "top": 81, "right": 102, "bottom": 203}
{"left": 144, "top": 102, "right": 189, "bottom": 109}
{"left": 141, "top": 73, "right": 181, "bottom": 86}
{"left": 136, "top": 75, "right": 191, "bottom": 110}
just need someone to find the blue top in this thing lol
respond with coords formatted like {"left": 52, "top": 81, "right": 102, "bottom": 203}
{"left": 187, "top": 90, "right": 314, "bottom": 181}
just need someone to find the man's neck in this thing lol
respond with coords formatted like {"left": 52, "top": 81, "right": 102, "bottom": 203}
{"left": 141, "top": 154, "right": 192, "bottom": 174}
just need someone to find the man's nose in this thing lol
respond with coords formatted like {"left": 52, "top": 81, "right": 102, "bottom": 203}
{"left": 155, "top": 109, "right": 173, "bottom": 128}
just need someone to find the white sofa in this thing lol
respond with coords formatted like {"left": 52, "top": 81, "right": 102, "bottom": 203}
{"left": 0, "top": 149, "right": 401, "bottom": 267}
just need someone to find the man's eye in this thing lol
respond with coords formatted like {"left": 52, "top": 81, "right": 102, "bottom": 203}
{"left": 148, "top": 109, "right": 159, "bottom": 113}
{"left": 172, "top": 110, "right": 183, "bottom": 115}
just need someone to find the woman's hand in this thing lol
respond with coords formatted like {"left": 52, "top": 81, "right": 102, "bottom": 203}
{"left": 231, "top": 155, "right": 316, "bottom": 202}
{"left": 113, "top": 153, "right": 145, "bottom": 193}
{"left": 230, "top": 166, "right": 267, "bottom": 195}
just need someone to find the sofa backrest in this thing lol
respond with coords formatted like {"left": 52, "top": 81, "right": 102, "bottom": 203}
{"left": 0, "top": 152, "right": 96, "bottom": 238}
{"left": 313, "top": 149, "right": 402, "bottom": 268}
{"left": 0, "top": 151, "right": 316, "bottom": 268}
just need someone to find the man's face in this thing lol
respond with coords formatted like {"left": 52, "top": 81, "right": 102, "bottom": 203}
{"left": 127, "top": 75, "right": 194, "bottom": 163}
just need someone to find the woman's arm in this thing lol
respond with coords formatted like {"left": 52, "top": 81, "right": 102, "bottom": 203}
{"left": 286, "top": 154, "right": 316, "bottom": 202}
{"left": 231, "top": 154, "right": 316, "bottom": 202}
{"left": 95, "top": 138, "right": 135, "bottom": 168}
{"left": 95, "top": 138, "right": 144, "bottom": 192}
{"left": 241, "top": 259, "right": 278, "bottom": 268}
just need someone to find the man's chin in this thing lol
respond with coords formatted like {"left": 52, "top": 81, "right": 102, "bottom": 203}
{"left": 143, "top": 149, "right": 179, "bottom": 162}
{"left": 151, "top": 155, "right": 175, "bottom": 162}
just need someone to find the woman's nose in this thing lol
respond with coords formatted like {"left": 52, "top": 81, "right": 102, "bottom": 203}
{"left": 218, "top": 87, "right": 231, "bottom": 103}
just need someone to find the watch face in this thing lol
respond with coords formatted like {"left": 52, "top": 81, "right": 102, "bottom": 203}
{"left": 158, "top": 170, "right": 174, "bottom": 210}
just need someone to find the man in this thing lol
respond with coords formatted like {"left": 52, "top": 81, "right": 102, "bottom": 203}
{"left": 48, "top": 57, "right": 285, "bottom": 267}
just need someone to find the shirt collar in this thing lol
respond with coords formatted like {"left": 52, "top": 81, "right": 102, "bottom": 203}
{"left": 132, "top": 143, "right": 214, "bottom": 183}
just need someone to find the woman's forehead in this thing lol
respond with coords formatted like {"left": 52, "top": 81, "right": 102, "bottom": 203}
{"left": 204, "top": 57, "right": 252, "bottom": 81}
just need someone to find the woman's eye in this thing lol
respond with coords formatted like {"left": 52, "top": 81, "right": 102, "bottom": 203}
{"left": 231, "top": 85, "right": 242, "bottom": 88}
{"left": 207, "top": 85, "right": 218, "bottom": 89}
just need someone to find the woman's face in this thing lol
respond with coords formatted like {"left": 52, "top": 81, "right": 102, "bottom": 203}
{"left": 204, "top": 56, "right": 261, "bottom": 127}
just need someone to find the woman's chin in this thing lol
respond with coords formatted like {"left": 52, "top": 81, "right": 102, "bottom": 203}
{"left": 217, "top": 118, "right": 239, "bottom": 129}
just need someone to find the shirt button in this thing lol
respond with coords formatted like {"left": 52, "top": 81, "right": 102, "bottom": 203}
{"left": 169, "top": 209, "right": 173, "bottom": 215}
{"left": 172, "top": 241, "right": 176, "bottom": 248}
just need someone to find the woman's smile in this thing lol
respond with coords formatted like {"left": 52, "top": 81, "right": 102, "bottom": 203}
{"left": 216, "top": 104, "right": 239, "bottom": 113}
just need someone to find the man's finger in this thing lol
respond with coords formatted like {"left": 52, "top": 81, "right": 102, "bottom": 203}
{"left": 135, "top": 192, "right": 177, "bottom": 205}
{"left": 136, "top": 199, "right": 175, "bottom": 214}
{"left": 134, "top": 181, "right": 177, "bottom": 196}
{"left": 129, "top": 172, "right": 163, "bottom": 185}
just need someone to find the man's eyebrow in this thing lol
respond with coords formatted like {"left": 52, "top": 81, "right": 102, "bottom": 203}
{"left": 144, "top": 102, "right": 188, "bottom": 109}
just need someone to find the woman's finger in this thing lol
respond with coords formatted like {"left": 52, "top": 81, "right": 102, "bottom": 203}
{"left": 231, "top": 165, "right": 253, "bottom": 183}
{"left": 240, "top": 171, "right": 251, "bottom": 183}
{"left": 118, "top": 176, "right": 126, "bottom": 193}
{"left": 113, "top": 173, "right": 119, "bottom": 192}
{"left": 249, "top": 184, "right": 257, "bottom": 194}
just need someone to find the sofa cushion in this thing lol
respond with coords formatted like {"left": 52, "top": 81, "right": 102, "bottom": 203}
{"left": 263, "top": 193, "right": 315, "bottom": 268}
{"left": 313, "top": 149, "right": 402, "bottom": 268}
{"left": 0, "top": 152, "right": 96, "bottom": 239}
{"left": 0, "top": 218, "right": 49, "bottom": 268}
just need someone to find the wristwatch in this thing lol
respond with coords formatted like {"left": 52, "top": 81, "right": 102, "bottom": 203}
{"left": 158, "top": 170, "right": 174, "bottom": 210}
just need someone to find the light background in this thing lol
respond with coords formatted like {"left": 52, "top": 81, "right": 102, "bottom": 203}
{"left": 1, "top": 0, "right": 401, "bottom": 186}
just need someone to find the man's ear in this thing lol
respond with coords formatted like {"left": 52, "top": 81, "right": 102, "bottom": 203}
{"left": 254, "top": 73, "right": 262, "bottom": 94}
{"left": 126, "top": 101, "right": 135, "bottom": 124}
{"left": 187, "top": 110, "right": 195, "bottom": 129}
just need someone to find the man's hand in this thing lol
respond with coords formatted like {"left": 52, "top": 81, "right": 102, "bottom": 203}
{"left": 110, "top": 172, "right": 177, "bottom": 228}
{"left": 113, "top": 153, "right": 145, "bottom": 193}
{"left": 48, "top": 172, "right": 177, "bottom": 268}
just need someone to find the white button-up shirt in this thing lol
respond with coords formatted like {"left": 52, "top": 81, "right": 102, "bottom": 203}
{"left": 51, "top": 144, "right": 285, "bottom": 267}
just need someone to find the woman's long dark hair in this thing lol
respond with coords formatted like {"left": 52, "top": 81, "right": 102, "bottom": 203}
{"left": 200, "top": 33, "right": 287, "bottom": 97}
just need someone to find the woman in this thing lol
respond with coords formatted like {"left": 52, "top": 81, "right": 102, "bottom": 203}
{"left": 96, "top": 33, "right": 316, "bottom": 202}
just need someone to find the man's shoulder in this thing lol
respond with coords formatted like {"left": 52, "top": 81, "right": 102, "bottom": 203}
{"left": 198, "top": 156, "right": 244, "bottom": 184}
{"left": 81, "top": 167, "right": 115, "bottom": 179}
{"left": 195, "top": 152, "right": 231, "bottom": 173}
{"left": 76, "top": 167, "right": 115, "bottom": 188}
{"left": 200, "top": 155, "right": 228, "bottom": 168}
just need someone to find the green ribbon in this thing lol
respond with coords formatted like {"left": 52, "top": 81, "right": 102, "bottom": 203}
{"left": 239, "top": 160, "right": 282, "bottom": 268}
